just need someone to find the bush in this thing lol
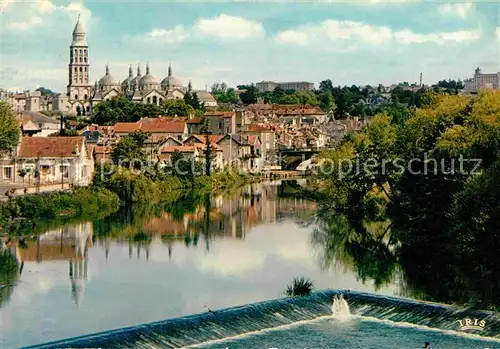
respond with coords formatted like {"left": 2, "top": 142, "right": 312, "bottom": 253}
{"left": 284, "top": 277, "right": 314, "bottom": 297}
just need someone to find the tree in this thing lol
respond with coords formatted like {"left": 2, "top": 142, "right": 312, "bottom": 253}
{"left": 161, "top": 99, "right": 194, "bottom": 117}
{"left": 111, "top": 131, "right": 149, "bottom": 168}
{"left": 211, "top": 82, "right": 228, "bottom": 95}
{"left": 35, "top": 87, "right": 56, "bottom": 96}
{"left": 91, "top": 96, "right": 157, "bottom": 125}
{"left": 239, "top": 84, "right": 259, "bottom": 105}
{"left": 0, "top": 102, "right": 20, "bottom": 156}
{"left": 317, "top": 91, "right": 335, "bottom": 112}
{"left": 319, "top": 80, "right": 334, "bottom": 93}
{"left": 18, "top": 168, "right": 29, "bottom": 188}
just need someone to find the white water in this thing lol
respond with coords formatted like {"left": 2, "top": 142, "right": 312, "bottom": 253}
{"left": 331, "top": 294, "right": 351, "bottom": 320}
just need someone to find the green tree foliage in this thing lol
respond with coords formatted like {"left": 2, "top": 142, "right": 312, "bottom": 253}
{"left": 91, "top": 96, "right": 161, "bottom": 125}
{"left": 161, "top": 99, "right": 194, "bottom": 117}
{"left": 35, "top": 87, "right": 56, "bottom": 96}
{"left": 317, "top": 91, "right": 335, "bottom": 112}
{"left": 314, "top": 90, "right": 500, "bottom": 307}
{"left": 211, "top": 82, "right": 239, "bottom": 104}
{"left": 184, "top": 91, "right": 204, "bottom": 111}
{"left": 111, "top": 131, "right": 149, "bottom": 168}
{"left": 239, "top": 84, "right": 259, "bottom": 105}
{"left": 0, "top": 101, "right": 20, "bottom": 156}
{"left": 436, "top": 79, "right": 464, "bottom": 90}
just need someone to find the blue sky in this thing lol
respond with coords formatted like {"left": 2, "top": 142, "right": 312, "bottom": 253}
{"left": 0, "top": 0, "right": 499, "bottom": 92}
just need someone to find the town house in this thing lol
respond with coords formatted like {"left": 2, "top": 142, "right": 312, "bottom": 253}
{"left": 0, "top": 136, "right": 94, "bottom": 187}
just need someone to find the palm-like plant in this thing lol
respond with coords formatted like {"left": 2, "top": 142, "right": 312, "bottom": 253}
{"left": 284, "top": 277, "right": 314, "bottom": 297}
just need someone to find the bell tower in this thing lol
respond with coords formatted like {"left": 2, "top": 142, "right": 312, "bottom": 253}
{"left": 67, "top": 15, "right": 91, "bottom": 106}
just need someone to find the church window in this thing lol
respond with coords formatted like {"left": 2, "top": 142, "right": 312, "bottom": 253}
{"left": 147, "top": 97, "right": 151, "bottom": 104}
{"left": 84, "top": 94, "right": 88, "bottom": 100}
{"left": 75, "top": 94, "right": 78, "bottom": 100}
{"left": 153, "top": 96, "right": 157, "bottom": 105}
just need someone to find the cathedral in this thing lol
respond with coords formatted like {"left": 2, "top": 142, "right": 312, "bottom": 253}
{"left": 54, "top": 17, "right": 191, "bottom": 116}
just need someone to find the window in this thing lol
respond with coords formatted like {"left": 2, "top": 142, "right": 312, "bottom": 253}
{"left": 84, "top": 67, "right": 87, "bottom": 72}
{"left": 79, "top": 57, "right": 82, "bottom": 62}
{"left": 84, "top": 94, "right": 88, "bottom": 100}
{"left": 79, "top": 67, "right": 82, "bottom": 72}
{"left": 3, "top": 167, "right": 12, "bottom": 180}
{"left": 218, "top": 122, "right": 223, "bottom": 129}
{"left": 147, "top": 97, "right": 151, "bottom": 104}
{"left": 59, "top": 166, "right": 69, "bottom": 178}
{"left": 86, "top": 106, "right": 90, "bottom": 112}
{"left": 84, "top": 57, "right": 87, "bottom": 62}
{"left": 75, "top": 94, "right": 78, "bottom": 100}
{"left": 74, "top": 67, "right": 77, "bottom": 73}
{"left": 153, "top": 96, "right": 157, "bottom": 104}
{"left": 159, "top": 98, "right": 163, "bottom": 104}
{"left": 177, "top": 135, "right": 182, "bottom": 141}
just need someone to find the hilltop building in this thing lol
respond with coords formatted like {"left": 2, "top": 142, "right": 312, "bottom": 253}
{"left": 464, "top": 67, "right": 500, "bottom": 93}
{"left": 255, "top": 81, "right": 314, "bottom": 92}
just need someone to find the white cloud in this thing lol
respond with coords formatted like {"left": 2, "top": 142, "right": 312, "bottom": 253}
{"left": 4, "top": 0, "right": 92, "bottom": 31}
{"left": 8, "top": 16, "right": 43, "bottom": 30}
{"left": 394, "top": 29, "right": 479, "bottom": 44}
{"left": 145, "top": 26, "right": 188, "bottom": 43}
{"left": 438, "top": 2, "right": 474, "bottom": 18}
{"left": 195, "top": 14, "right": 264, "bottom": 40}
{"left": 276, "top": 20, "right": 480, "bottom": 48}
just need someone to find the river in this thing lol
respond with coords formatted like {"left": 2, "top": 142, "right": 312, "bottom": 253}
{"left": 0, "top": 180, "right": 494, "bottom": 347}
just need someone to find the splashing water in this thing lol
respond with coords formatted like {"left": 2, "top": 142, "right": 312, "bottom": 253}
{"left": 332, "top": 294, "right": 351, "bottom": 320}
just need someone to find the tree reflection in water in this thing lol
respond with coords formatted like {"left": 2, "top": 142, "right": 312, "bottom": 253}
{"left": 311, "top": 208, "right": 397, "bottom": 290}
{"left": 0, "top": 250, "right": 20, "bottom": 308}
{"left": 311, "top": 199, "right": 500, "bottom": 309}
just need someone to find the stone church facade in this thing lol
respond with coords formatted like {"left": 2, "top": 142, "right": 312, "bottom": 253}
{"left": 54, "top": 17, "right": 189, "bottom": 117}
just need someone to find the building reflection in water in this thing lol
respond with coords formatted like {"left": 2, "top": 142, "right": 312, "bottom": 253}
{"left": 8, "top": 182, "right": 317, "bottom": 304}
{"left": 9, "top": 222, "right": 93, "bottom": 306}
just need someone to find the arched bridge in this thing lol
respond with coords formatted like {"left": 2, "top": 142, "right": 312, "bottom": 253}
{"left": 276, "top": 147, "right": 324, "bottom": 170}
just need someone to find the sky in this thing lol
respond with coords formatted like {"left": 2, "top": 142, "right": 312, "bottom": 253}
{"left": 0, "top": 0, "right": 499, "bottom": 93}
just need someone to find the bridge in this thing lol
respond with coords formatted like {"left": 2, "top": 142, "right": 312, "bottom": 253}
{"left": 276, "top": 147, "right": 325, "bottom": 170}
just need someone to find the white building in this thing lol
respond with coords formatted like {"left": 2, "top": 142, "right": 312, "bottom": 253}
{"left": 463, "top": 67, "right": 500, "bottom": 93}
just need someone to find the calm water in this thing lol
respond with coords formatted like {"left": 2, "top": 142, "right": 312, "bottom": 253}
{"left": 0, "top": 180, "right": 495, "bottom": 347}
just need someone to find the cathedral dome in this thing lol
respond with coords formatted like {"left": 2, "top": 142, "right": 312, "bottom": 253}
{"left": 98, "top": 65, "right": 119, "bottom": 87}
{"left": 161, "top": 64, "right": 182, "bottom": 89}
{"left": 139, "top": 64, "right": 160, "bottom": 87}
{"left": 161, "top": 75, "right": 181, "bottom": 88}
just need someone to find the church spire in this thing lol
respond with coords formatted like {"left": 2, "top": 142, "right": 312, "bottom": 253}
{"left": 72, "top": 15, "right": 86, "bottom": 46}
{"left": 129, "top": 64, "right": 133, "bottom": 77}
{"left": 188, "top": 80, "right": 192, "bottom": 92}
{"left": 168, "top": 63, "right": 172, "bottom": 77}
{"left": 105, "top": 64, "right": 109, "bottom": 75}
{"left": 137, "top": 64, "right": 141, "bottom": 77}
{"left": 146, "top": 63, "right": 150, "bottom": 75}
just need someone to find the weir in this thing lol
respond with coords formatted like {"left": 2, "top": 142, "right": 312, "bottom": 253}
{"left": 23, "top": 290, "right": 500, "bottom": 349}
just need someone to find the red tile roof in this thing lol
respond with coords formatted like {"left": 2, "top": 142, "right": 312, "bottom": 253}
{"left": 114, "top": 122, "right": 140, "bottom": 133}
{"left": 204, "top": 111, "right": 235, "bottom": 118}
{"left": 114, "top": 118, "right": 186, "bottom": 134}
{"left": 18, "top": 137, "right": 86, "bottom": 158}
{"left": 247, "top": 124, "right": 272, "bottom": 132}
